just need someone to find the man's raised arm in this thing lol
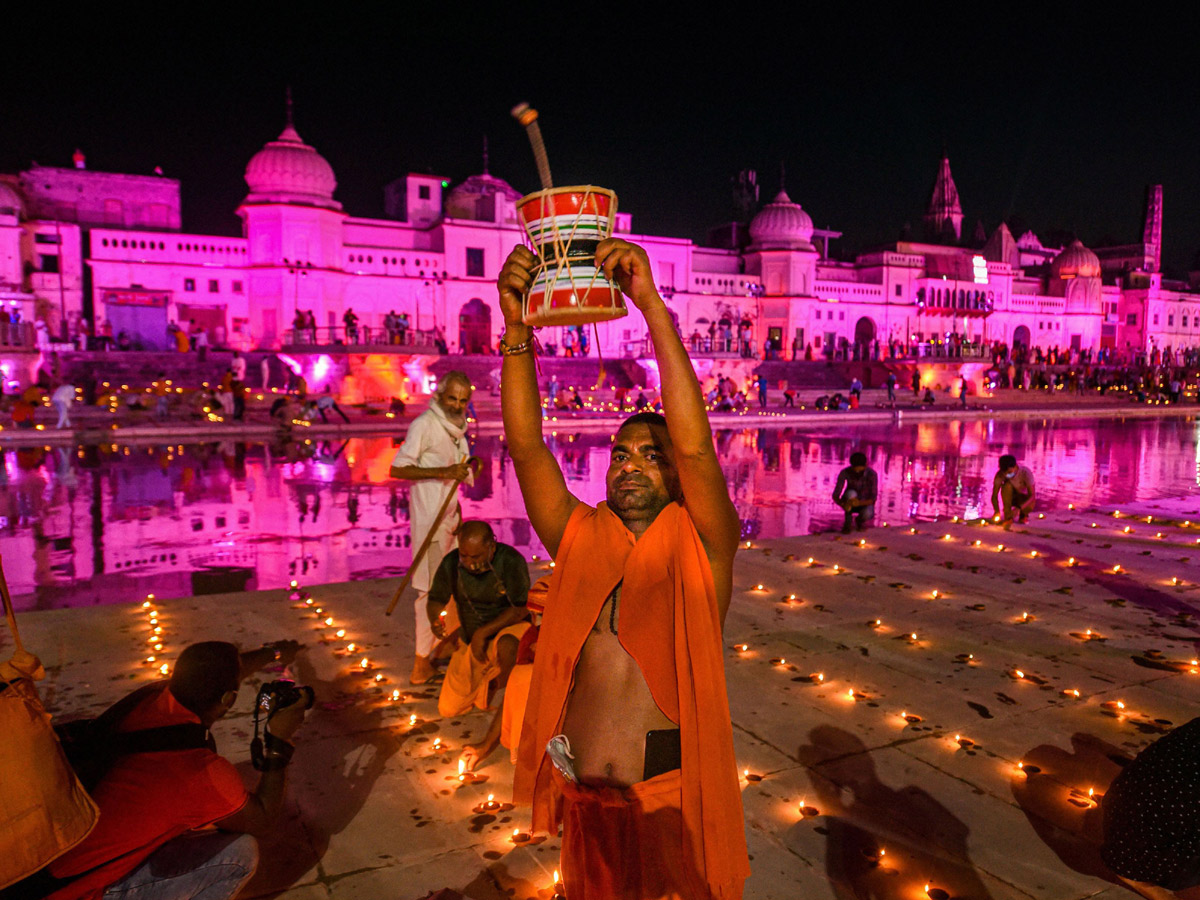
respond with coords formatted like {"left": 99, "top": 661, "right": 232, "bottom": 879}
{"left": 497, "top": 246, "right": 578, "bottom": 557}
{"left": 596, "top": 240, "right": 741, "bottom": 581}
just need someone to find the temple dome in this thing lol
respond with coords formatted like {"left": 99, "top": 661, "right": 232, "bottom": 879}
{"left": 445, "top": 172, "right": 523, "bottom": 221}
{"left": 1050, "top": 239, "right": 1101, "bottom": 279}
{"left": 244, "top": 123, "right": 341, "bottom": 210}
{"left": 749, "top": 190, "right": 814, "bottom": 250}
{"left": 0, "top": 182, "right": 23, "bottom": 220}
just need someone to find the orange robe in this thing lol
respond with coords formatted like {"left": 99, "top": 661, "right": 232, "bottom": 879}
{"left": 514, "top": 501, "right": 749, "bottom": 900}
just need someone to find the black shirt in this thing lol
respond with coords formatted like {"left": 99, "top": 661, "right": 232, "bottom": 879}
{"left": 428, "top": 543, "right": 530, "bottom": 640}
{"left": 1102, "top": 717, "right": 1200, "bottom": 886}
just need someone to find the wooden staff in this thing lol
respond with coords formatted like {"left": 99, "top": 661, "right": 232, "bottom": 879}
{"left": 384, "top": 458, "right": 479, "bottom": 616}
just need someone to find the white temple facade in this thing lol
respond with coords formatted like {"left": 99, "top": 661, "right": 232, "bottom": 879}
{"left": 1, "top": 114, "right": 1197, "bottom": 362}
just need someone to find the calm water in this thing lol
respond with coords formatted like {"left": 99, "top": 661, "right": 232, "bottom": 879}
{"left": 3, "top": 415, "right": 1198, "bottom": 610}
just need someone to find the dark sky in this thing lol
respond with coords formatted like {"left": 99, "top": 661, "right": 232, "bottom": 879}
{"left": 6, "top": 9, "right": 1200, "bottom": 274}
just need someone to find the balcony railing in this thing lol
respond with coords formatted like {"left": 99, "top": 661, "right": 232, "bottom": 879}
{"left": 282, "top": 325, "right": 439, "bottom": 350}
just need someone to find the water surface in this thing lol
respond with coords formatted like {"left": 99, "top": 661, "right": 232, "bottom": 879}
{"left": 4, "top": 415, "right": 1197, "bottom": 610}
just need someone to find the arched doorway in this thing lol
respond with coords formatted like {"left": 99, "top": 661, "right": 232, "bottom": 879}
{"left": 854, "top": 316, "right": 876, "bottom": 358}
{"left": 1013, "top": 325, "right": 1031, "bottom": 350}
{"left": 458, "top": 298, "right": 491, "bottom": 354}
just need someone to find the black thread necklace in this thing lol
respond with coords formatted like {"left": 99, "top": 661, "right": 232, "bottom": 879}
{"left": 607, "top": 581, "right": 623, "bottom": 636}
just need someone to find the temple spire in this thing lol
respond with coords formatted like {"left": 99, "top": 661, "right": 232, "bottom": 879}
{"left": 923, "top": 155, "right": 964, "bottom": 243}
{"left": 1141, "top": 184, "right": 1163, "bottom": 273}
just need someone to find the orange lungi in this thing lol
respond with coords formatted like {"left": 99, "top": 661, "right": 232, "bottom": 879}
{"left": 437, "top": 622, "right": 530, "bottom": 718}
{"left": 515, "top": 501, "right": 749, "bottom": 900}
{"left": 554, "top": 767, "right": 708, "bottom": 900}
{"left": 500, "top": 663, "right": 533, "bottom": 765}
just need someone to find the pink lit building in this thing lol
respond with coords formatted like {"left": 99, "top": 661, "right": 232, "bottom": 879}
{"left": 1, "top": 118, "right": 1196, "bottom": 363}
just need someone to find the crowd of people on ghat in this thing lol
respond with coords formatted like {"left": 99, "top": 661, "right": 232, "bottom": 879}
{"left": 8, "top": 239, "right": 1200, "bottom": 900}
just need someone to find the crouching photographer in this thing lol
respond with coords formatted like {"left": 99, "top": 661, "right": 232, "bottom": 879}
{"left": 41, "top": 640, "right": 311, "bottom": 900}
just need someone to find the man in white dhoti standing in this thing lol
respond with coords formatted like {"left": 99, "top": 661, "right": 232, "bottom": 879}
{"left": 389, "top": 371, "right": 475, "bottom": 684}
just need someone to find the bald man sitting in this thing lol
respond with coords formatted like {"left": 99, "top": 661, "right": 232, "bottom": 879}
{"left": 428, "top": 521, "right": 531, "bottom": 736}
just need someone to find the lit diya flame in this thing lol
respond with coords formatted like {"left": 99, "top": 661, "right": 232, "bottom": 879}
{"left": 305, "top": 598, "right": 314, "bottom": 606}
{"left": 943, "top": 534, "right": 952, "bottom": 541}
{"left": 931, "top": 590, "right": 939, "bottom": 599}
{"left": 159, "top": 663, "right": 169, "bottom": 675}
{"left": 1031, "top": 550, "right": 1039, "bottom": 558}
{"left": 324, "top": 617, "right": 334, "bottom": 626}
{"left": 754, "top": 584, "right": 764, "bottom": 591}
{"left": 142, "top": 600, "right": 152, "bottom": 609}
{"left": 360, "top": 658, "right": 369, "bottom": 669}
{"left": 347, "top": 643, "right": 356, "bottom": 652}
{"left": 511, "top": 827, "right": 531, "bottom": 843}
{"left": 336, "top": 629, "right": 346, "bottom": 638}
{"left": 391, "top": 689, "right": 401, "bottom": 700}
{"left": 374, "top": 673, "right": 384, "bottom": 682}
{"left": 996, "top": 544, "right": 1005, "bottom": 552}
{"left": 1015, "top": 670, "right": 1025, "bottom": 679}
{"left": 410, "top": 714, "right": 418, "bottom": 726}
{"left": 1068, "top": 557, "right": 1077, "bottom": 566}
{"left": 1112, "top": 564, "right": 1122, "bottom": 573}
{"left": 972, "top": 539, "right": 981, "bottom": 547}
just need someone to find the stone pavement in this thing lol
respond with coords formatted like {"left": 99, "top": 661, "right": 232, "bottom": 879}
{"left": 12, "top": 499, "right": 1200, "bottom": 900}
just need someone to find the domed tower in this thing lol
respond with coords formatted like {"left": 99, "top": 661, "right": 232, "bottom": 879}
{"left": 243, "top": 121, "right": 341, "bottom": 211}
{"left": 1049, "top": 239, "right": 1102, "bottom": 312}
{"left": 744, "top": 189, "right": 817, "bottom": 295}
{"left": 237, "top": 101, "right": 347, "bottom": 347}
{"left": 444, "top": 173, "right": 523, "bottom": 225}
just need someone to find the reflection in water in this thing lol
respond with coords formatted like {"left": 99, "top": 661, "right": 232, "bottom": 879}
{"left": 2, "top": 415, "right": 1196, "bottom": 610}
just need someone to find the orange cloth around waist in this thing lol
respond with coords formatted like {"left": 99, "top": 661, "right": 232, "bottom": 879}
{"left": 514, "top": 501, "right": 748, "bottom": 900}
{"left": 554, "top": 766, "right": 707, "bottom": 900}
{"left": 438, "top": 621, "right": 530, "bottom": 717}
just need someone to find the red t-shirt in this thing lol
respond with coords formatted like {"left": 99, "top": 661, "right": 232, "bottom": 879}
{"left": 47, "top": 685, "right": 250, "bottom": 900}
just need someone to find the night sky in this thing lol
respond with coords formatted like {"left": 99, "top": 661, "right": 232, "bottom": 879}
{"left": 6, "top": 10, "right": 1200, "bottom": 275}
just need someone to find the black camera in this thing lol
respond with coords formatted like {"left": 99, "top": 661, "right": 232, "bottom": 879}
{"left": 250, "top": 680, "right": 313, "bottom": 771}
{"left": 255, "top": 680, "right": 315, "bottom": 717}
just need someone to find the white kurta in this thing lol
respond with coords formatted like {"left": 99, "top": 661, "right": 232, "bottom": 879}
{"left": 391, "top": 403, "right": 472, "bottom": 594}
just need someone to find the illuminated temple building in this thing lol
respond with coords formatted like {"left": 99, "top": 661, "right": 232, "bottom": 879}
{"left": 0, "top": 113, "right": 1196, "bottom": 361}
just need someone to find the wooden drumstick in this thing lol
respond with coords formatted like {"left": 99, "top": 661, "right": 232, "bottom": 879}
{"left": 511, "top": 102, "right": 554, "bottom": 191}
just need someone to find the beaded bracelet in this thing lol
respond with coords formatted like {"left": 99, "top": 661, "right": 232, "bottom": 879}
{"left": 499, "top": 332, "right": 536, "bottom": 356}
